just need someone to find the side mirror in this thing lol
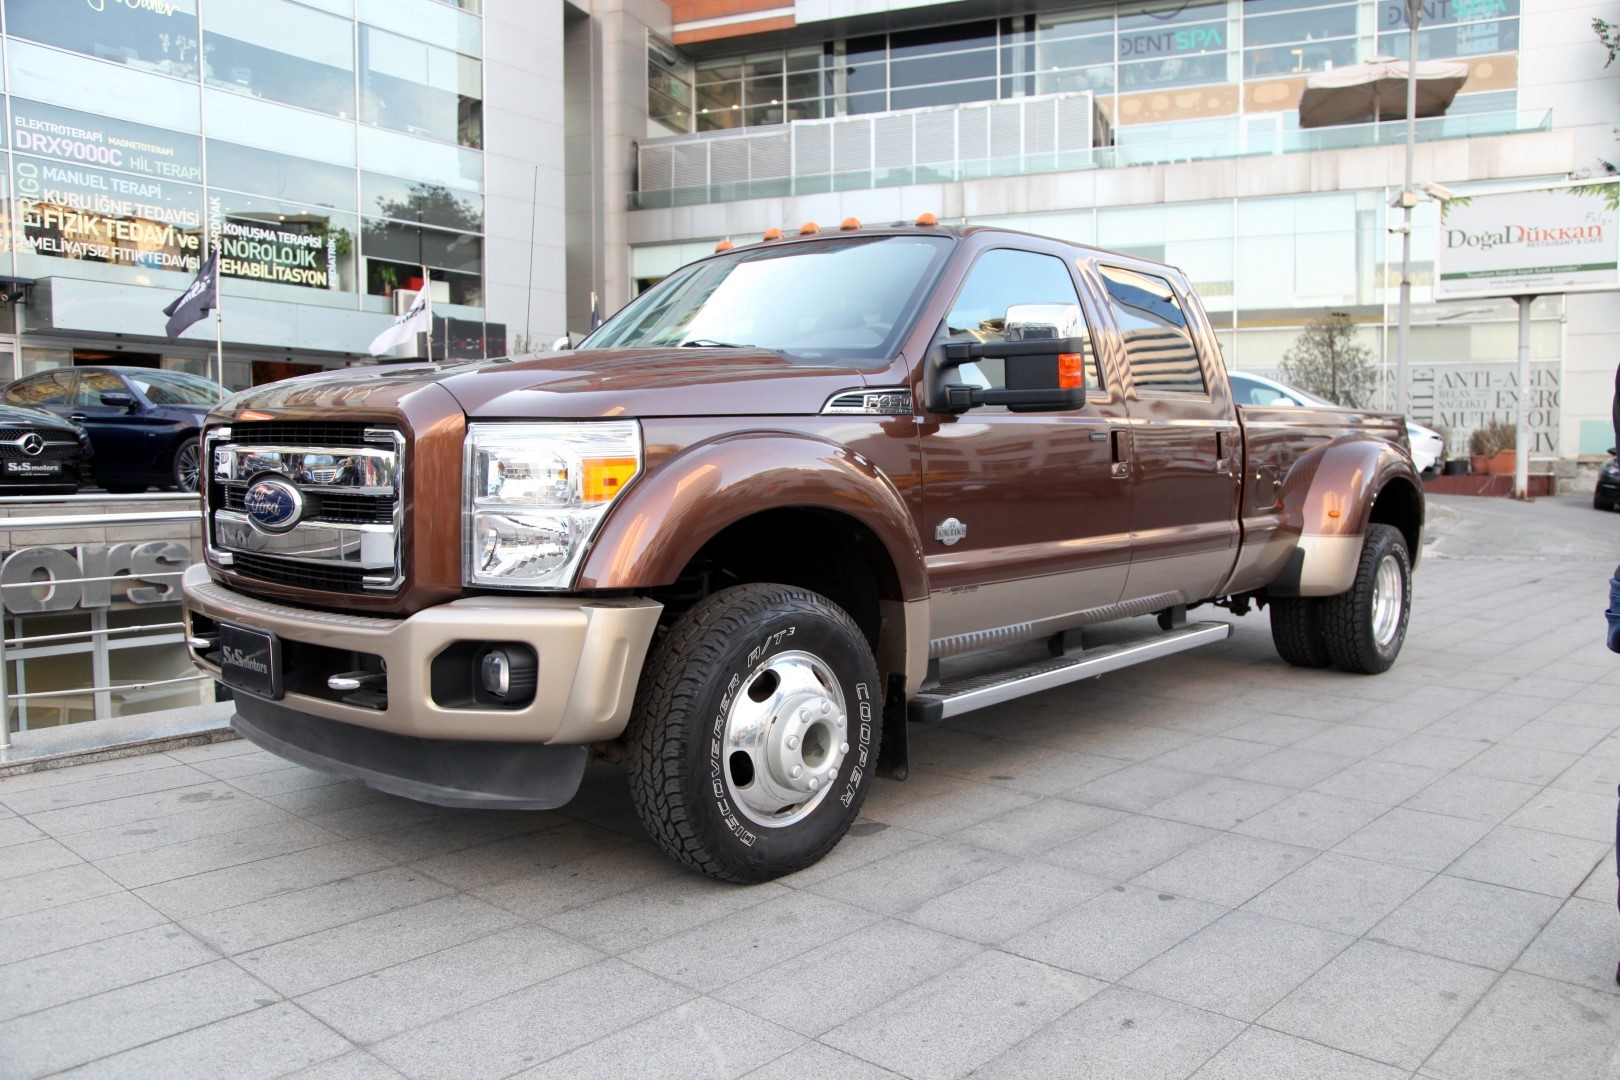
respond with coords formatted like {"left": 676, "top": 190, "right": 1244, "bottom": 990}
{"left": 931, "top": 336, "right": 1088, "bottom": 414}
{"left": 99, "top": 391, "right": 136, "bottom": 409}
{"left": 549, "top": 335, "right": 572, "bottom": 351}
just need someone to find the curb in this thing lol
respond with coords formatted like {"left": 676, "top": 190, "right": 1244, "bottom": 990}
{"left": 0, "top": 702, "right": 238, "bottom": 778}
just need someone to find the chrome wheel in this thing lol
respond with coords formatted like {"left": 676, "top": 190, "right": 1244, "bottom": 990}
{"left": 1370, "top": 552, "right": 1404, "bottom": 649}
{"left": 722, "top": 650, "right": 849, "bottom": 829}
{"left": 173, "top": 441, "right": 202, "bottom": 492}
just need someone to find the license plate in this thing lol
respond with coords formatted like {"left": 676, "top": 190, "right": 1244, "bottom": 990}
{"left": 3, "top": 461, "right": 61, "bottom": 475}
{"left": 217, "top": 622, "right": 283, "bottom": 700}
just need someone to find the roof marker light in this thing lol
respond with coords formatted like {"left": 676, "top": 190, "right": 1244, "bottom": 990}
{"left": 714, "top": 240, "right": 734, "bottom": 253}
{"left": 840, "top": 217, "right": 861, "bottom": 231}
{"left": 762, "top": 227, "right": 783, "bottom": 241}
{"left": 799, "top": 221, "right": 819, "bottom": 235}
{"left": 915, "top": 212, "right": 939, "bottom": 227}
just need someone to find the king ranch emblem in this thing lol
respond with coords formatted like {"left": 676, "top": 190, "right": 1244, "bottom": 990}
{"left": 935, "top": 518, "right": 967, "bottom": 546}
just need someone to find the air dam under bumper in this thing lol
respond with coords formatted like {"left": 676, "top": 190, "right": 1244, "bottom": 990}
{"left": 181, "top": 566, "right": 662, "bottom": 800}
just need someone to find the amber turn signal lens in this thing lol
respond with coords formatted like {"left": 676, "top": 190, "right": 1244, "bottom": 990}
{"left": 762, "top": 227, "right": 782, "bottom": 241}
{"left": 799, "top": 221, "right": 819, "bottom": 235}
{"left": 581, "top": 457, "right": 638, "bottom": 503}
{"left": 840, "top": 217, "right": 861, "bottom": 231}
{"left": 714, "top": 240, "right": 734, "bottom": 253}
{"left": 1057, "top": 353, "right": 1085, "bottom": 389}
{"left": 915, "top": 212, "right": 939, "bottom": 226}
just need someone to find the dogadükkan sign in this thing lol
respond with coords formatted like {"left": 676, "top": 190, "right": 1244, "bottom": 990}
{"left": 1, "top": 541, "right": 189, "bottom": 614}
{"left": 1437, "top": 181, "right": 1620, "bottom": 299}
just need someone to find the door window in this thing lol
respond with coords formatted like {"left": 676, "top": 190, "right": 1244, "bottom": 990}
{"left": 944, "top": 248, "right": 1101, "bottom": 390}
{"left": 5, "top": 371, "right": 75, "bottom": 406}
{"left": 74, "top": 371, "right": 127, "bottom": 407}
{"left": 1098, "top": 266, "right": 1206, "bottom": 394}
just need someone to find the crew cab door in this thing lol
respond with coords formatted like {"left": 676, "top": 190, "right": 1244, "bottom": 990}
{"left": 918, "top": 245, "right": 1132, "bottom": 649}
{"left": 1085, "top": 263, "right": 1241, "bottom": 605}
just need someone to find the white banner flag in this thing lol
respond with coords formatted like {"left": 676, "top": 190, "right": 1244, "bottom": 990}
{"left": 368, "top": 288, "right": 430, "bottom": 356}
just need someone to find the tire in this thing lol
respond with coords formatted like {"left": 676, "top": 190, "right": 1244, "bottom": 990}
{"left": 1596, "top": 492, "right": 1616, "bottom": 512}
{"left": 1321, "top": 524, "right": 1411, "bottom": 675}
{"left": 626, "top": 583, "right": 882, "bottom": 883}
{"left": 171, "top": 439, "right": 202, "bottom": 492}
{"left": 1269, "top": 596, "right": 1332, "bottom": 668}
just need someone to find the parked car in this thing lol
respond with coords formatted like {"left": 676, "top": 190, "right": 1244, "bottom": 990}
{"left": 1, "top": 367, "right": 224, "bottom": 493}
{"left": 1226, "top": 370, "right": 1446, "bottom": 477}
{"left": 1596, "top": 449, "right": 1619, "bottom": 511}
{"left": 184, "top": 220, "right": 1424, "bottom": 883}
{"left": 0, "top": 403, "right": 92, "bottom": 495}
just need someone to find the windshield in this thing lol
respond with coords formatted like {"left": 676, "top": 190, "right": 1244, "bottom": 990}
{"left": 581, "top": 235, "right": 954, "bottom": 366}
{"left": 127, "top": 370, "right": 225, "bottom": 406}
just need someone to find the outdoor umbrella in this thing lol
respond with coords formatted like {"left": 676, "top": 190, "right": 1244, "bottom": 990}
{"left": 1298, "top": 57, "right": 1470, "bottom": 128}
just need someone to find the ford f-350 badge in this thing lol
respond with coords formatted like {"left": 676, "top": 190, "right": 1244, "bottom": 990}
{"left": 935, "top": 518, "right": 967, "bottom": 546}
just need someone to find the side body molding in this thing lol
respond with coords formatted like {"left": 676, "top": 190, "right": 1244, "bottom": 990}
{"left": 1231, "top": 434, "right": 1423, "bottom": 599}
{"left": 575, "top": 430, "right": 929, "bottom": 603}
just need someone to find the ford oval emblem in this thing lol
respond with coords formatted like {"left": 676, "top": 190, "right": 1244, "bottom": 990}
{"left": 243, "top": 477, "right": 304, "bottom": 533}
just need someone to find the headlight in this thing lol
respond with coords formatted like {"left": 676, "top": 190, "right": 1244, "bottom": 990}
{"left": 1604, "top": 459, "right": 1620, "bottom": 478}
{"left": 464, "top": 421, "right": 642, "bottom": 589}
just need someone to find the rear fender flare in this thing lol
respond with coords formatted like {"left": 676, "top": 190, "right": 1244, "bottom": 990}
{"left": 1267, "top": 434, "right": 1421, "bottom": 598}
{"left": 576, "top": 431, "right": 928, "bottom": 603}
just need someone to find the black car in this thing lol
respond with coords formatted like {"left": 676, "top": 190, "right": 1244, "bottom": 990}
{"left": 0, "top": 404, "right": 92, "bottom": 495}
{"left": 1596, "top": 448, "right": 1619, "bottom": 512}
{"left": 1, "top": 367, "right": 224, "bottom": 493}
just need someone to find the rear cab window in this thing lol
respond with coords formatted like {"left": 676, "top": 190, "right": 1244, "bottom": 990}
{"left": 1097, "top": 265, "right": 1206, "bottom": 395}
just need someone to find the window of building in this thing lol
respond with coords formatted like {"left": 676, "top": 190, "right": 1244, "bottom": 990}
{"left": 361, "top": 217, "right": 482, "bottom": 306}
{"left": 10, "top": 99, "right": 202, "bottom": 185}
{"left": 203, "top": 0, "right": 356, "bottom": 118}
{"left": 362, "top": 173, "right": 482, "bottom": 231}
{"left": 359, "top": 0, "right": 483, "bottom": 57}
{"left": 207, "top": 142, "right": 357, "bottom": 210}
{"left": 13, "top": 155, "right": 204, "bottom": 276}
{"left": 696, "top": 47, "right": 823, "bottom": 131}
{"left": 945, "top": 248, "right": 1101, "bottom": 390}
{"left": 649, "top": 33, "right": 694, "bottom": 133}
{"left": 1098, "top": 265, "right": 1206, "bottom": 393}
{"left": 213, "top": 192, "right": 359, "bottom": 296}
{"left": 3, "top": 0, "right": 200, "bottom": 80}
{"left": 360, "top": 26, "right": 483, "bottom": 148}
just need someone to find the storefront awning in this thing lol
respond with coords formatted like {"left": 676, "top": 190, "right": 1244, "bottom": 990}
{"left": 1298, "top": 58, "right": 1470, "bottom": 129}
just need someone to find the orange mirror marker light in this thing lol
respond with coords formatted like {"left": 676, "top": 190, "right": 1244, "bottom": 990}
{"left": 761, "top": 227, "right": 782, "bottom": 241}
{"left": 714, "top": 240, "right": 734, "bottom": 253}
{"left": 1057, "top": 353, "right": 1085, "bottom": 390}
{"left": 799, "top": 221, "right": 819, "bottom": 235}
{"left": 915, "top": 212, "right": 939, "bottom": 226}
{"left": 840, "top": 217, "right": 861, "bottom": 231}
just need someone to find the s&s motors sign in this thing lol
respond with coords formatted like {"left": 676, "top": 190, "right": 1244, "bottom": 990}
{"left": 1437, "top": 182, "right": 1619, "bottom": 299}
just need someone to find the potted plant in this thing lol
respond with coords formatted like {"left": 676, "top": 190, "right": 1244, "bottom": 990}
{"left": 1468, "top": 419, "right": 1517, "bottom": 476}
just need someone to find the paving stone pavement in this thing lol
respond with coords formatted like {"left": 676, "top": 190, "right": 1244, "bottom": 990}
{"left": 1, "top": 494, "right": 1618, "bottom": 1079}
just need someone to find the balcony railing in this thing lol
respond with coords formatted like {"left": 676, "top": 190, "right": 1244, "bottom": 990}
{"left": 631, "top": 104, "right": 1552, "bottom": 210}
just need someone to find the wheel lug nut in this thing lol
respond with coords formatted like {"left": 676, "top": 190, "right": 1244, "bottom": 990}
{"left": 836, "top": 715, "right": 845, "bottom": 728}
{"left": 786, "top": 735, "right": 799, "bottom": 750}
{"left": 807, "top": 777, "right": 818, "bottom": 790}
{"left": 840, "top": 742, "right": 849, "bottom": 754}
{"left": 821, "top": 701, "right": 830, "bottom": 714}
{"left": 791, "top": 765, "right": 802, "bottom": 778}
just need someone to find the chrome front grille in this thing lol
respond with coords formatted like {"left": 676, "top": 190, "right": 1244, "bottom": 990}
{"left": 205, "top": 424, "right": 405, "bottom": 594}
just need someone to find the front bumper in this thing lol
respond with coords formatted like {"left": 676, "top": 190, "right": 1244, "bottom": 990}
{"left": 181, "top": 563, "right": 662, "bottom": 745}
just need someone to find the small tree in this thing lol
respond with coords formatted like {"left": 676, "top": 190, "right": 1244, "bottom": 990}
{"left": 1278, "top": 311, "right": 1376, "bottom": 408}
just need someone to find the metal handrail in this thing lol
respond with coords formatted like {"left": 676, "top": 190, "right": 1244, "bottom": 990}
{"left": 0, "top": 501, "right": 209, "bottom": 751}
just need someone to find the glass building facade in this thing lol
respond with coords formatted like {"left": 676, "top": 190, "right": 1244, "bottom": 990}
{"left": 0, "top": 0, "right": 495, "bottom": 389}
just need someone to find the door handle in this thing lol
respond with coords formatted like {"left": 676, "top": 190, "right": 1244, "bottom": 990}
{"left": 1110, "top": 429, "right": 1129, "bottom": 479}
{"left": 1215, "top": 430, "right": 1233, "bottom": 474}
{"left": 68, "top": 414, "right": 87, "bottom": 423}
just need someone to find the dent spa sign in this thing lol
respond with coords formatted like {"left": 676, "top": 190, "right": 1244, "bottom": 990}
{"left": 1437, "top": 181, "right": 1619, "bottom": 299}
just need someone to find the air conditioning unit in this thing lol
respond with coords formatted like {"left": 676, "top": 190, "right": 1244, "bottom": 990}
{"left": 393, "top": 280, "right": 451, "bottom": 314}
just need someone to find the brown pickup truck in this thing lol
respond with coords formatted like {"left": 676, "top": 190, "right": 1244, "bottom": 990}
{"left": 183, "top": 220, "right": 1423, "bottom": 882}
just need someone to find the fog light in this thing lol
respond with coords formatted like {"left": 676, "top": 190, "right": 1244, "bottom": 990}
{"left": 476, "top": 645, "right": 537, "bottom": 706}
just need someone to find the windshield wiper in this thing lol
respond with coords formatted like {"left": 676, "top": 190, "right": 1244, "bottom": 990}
{"left": 680, "top": 338, "right": 753, "bottom": 348}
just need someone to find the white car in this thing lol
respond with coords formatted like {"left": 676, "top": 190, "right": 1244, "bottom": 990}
{"left": 1226, "top": 371, "right": 1446, "bottom": 477}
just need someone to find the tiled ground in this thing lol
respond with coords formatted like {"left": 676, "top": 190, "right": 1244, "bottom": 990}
{"left": 1, "top": 496, "right": 1618, "bottom": 1079}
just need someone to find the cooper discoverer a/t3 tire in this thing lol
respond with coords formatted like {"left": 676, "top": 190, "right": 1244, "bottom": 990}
{"left": 1269, "top": 596, "right": 1332, "bottom": 668}
{"left": 626, "top": 583, "right": 882, "bottom": 883}
{"left": 1321, "top": 523, "right": 1411, "bottom": 675}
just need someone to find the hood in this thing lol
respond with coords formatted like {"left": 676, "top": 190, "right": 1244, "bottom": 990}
{"left": 0, "top": 403, "right": 80, "bottom": 430}
{"left": 221, "top": 348, "right": 877, "bottom": 420}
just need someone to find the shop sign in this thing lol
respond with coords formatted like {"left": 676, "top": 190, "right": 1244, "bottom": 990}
{"left": 1118, "top": 23, "right": 1224, "bottom": 60}
{"left": 219, "top": 216, "right": 336, "bottom": 289}
{"left": 15, "top": 155, "right": 202, "bottom": 272}
{"left": 1379, "top": 0, "right": 1515, "bottom": 28}
{"left": 1437, "top": 182, "right": 1619, "bottom": 299}
{"left": 10, "top": 98, "right": 202, "bottom": 184}
{"left": 1409, "top": 361, "right": 1560, "bottom": 455}
{"left": 0, "top": 541, "right": 190, "bottom": 615}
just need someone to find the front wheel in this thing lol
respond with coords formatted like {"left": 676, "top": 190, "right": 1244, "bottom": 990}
{"left": 171, "top": 440, "right": 202, "bottom": 493}
{"left": 626, "top": 583, "right": 882, "bottom": 883}
{"left": 1596, "top": 492, "right": 1617, "bottom": 512}
{"left": 1321, "top": 524, "right": 1412, "bottom": 675}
